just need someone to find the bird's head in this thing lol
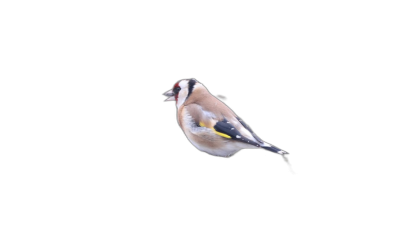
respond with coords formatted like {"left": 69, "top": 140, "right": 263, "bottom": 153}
{"left": 163, "top": 78, "right": 198, "bottom": 107}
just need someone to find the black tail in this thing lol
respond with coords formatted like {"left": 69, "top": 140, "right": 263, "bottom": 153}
{"left": 260, "top": 145, "right": 289, "bottom": 155}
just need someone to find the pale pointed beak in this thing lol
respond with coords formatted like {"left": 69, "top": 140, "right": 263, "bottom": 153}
{"left": 163, "top": 89, "right": 175, "bottom": 101}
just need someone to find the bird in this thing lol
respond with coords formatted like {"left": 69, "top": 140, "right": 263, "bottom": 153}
{"left": 163, "top": 78, "right": 288, "bottom": 157}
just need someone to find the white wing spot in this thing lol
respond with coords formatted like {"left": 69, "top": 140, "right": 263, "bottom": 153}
{"left": 263, "top": 143, "right": 272, "bottom": 147}
{"left": 231, "top": 128, "right": 234, "bottom": 130}
{"left": 236, "top": 135, "right": 241, "bottom": 138}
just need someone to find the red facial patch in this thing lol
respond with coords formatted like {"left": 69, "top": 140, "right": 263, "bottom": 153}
{"left": 173, "top": 82, "right": 180, "bottom": 102}
{"left": 173, "top": 82, "right": 180, "bottom": 89}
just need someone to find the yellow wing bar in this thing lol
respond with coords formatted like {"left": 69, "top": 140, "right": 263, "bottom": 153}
{"left": 199, "top": 121, "right": 232, "bottom": 139}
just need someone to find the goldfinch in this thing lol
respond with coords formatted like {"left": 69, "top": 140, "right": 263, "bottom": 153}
{"left": 163, "top": 78, "right": 288, "bottom": 157}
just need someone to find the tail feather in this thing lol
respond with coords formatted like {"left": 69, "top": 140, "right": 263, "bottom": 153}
{"left": 261, "top": 145, "right": 288, "bottom": 155}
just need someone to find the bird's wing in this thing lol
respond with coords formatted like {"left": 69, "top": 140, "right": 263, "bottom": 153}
{"left": 235, "top": 116, "right": 265, "bottom": 143}
{"left": 185, "top": 104, "right": 262, "bottom": 147}
{"left": 183, "top": 89, "right": 263, "bottom": 143}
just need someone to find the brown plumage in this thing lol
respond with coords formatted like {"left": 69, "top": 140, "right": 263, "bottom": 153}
{"left": 163, "top": 78, "right": 288, "bottom": 157}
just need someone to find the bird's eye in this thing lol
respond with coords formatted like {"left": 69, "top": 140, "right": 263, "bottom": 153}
{"left": 173, "top": 87, "right": 181, "bottom": 94}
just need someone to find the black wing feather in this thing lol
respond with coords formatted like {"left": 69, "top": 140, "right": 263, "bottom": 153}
{"left": 213, "top": 118, "right": 261, "bottom": 147}
{"left": 236, "top": 117, "right": 264, "bottom": 143}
